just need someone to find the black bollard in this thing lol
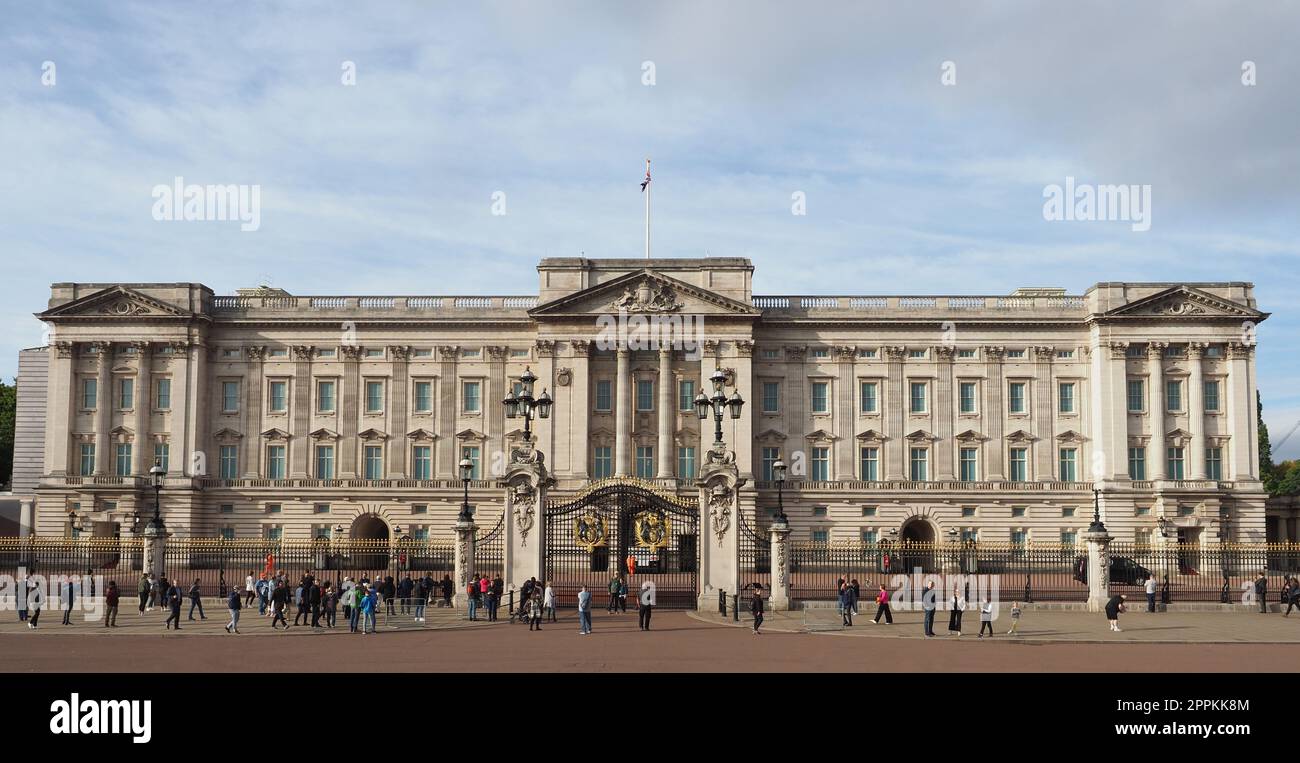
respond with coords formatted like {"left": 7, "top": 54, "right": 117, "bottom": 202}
{"left": 719, "top": 588, "right": 727, "bottom": 617}
{"left": 732, "top": 592, "right": 740, "bottom": 622}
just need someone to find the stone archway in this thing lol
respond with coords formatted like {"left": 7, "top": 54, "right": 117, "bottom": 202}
{"left": 900, "top": 517, "right": 937, "bottom": 543}
{"left": 348, "top": 514, "right": 390, "bottom": 573}
{"left": 350, "top": 513, "right": 389, "bottom": 541}
{"left": 898, "top": 516, "right": 939, "bottom": 572}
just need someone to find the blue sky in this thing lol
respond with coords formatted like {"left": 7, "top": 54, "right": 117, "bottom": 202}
{"left": 2, "top": 1, "right": 1298, "bottom": 457}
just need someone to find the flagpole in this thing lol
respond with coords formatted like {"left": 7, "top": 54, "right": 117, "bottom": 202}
{"left": 644, "top": 158, "right": 651, "bottom": 260}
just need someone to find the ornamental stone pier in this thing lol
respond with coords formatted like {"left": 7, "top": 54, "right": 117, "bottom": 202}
{"left": 1083, "top": 527, "right": 1113, "bottom": 612}
{"left": 768, "top": 523, "right": 791, "bottom": 611}
{"left": 697, "top": 444, "right": 744, "bottom": 611}
{"left": 453, "top": 518, "right": 476, "bottom": 609}
{"left": 503, "top": 448, "right": 551, "bottom": 592}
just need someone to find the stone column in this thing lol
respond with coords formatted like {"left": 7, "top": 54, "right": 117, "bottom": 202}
{"left": 389, "top": 345, "right": 411, "bottom": 478}
{"left": 984, "top": 346, "right": 1006, "bottom": 480}
{"left": 1083, "top": 525, "right": 1113, "bottom": 612}
{"left": 93, "top": 341, "right": 113, "bottom": 475}
{"left": 291, "top": 346, "right": 314, "bottom": 477}
{"left": 504, "top": 455, "right": 549, "bottom": 591}
{"left": 19, "top": 499, "right": 34, "bottom": 539}
{"left": 1032, "top": 346, "right": 1054, "bottom": 480}
{"left": 615, "top": 348, "right": 631, "bottom": 477}
{"left": 1225, "top": 342, "right": 1255, "bottom": 480}
{"left": 768, "top": 523, "right": 791, "bottom": 611}
{"left": 339, "top": 345, "right": 362, "bottom": 478}
{"left": 47, "top": 342, "right": 76, "bottom": 476}
{"left": 1188, "top": 342, "right": 1207, "bottom": 480}
{"left": 567, "top": 340, "right": 591, "bottom": 479}
{"left": 436, "top": 346, "right": 459, "bottom": 478}
{"left": 698, "top": 452, "right": 743, "bottom": 610}
{"left": 486, "top": 346, "right": 508, "bottom": 472}
{"left": 1098, "top": 342, "right": 1130, "bottom": 480}
{"left": 142, "top": 524, "right": 169, "bottom": 581}
{"left": 934, "top": 346, "right": 956, "bottom": 480}
{"left": 883, "top": 346, "right": 907, "bottom": 480}
{"left": 1146, "top": 342, "right": 1167, "bottom": 480}
{"left": 730, "top": 341, "right": 755, "bottom": 481}
{"left": 243, "top": 346, "right": 266, "bottom": 478}
{"left": 453, "top": 517, "right": 477, "bottom": 610}
{"left": 132, "top": 341, "right": 152, "bottom": 475}
{"left": 656, "top": 345, "right": 674, "bottom": 478}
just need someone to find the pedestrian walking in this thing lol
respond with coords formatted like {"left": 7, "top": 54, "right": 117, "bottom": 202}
{"left": 18, "top": 572, "right": 29, "bottom": 622}
{"left": 528, "top": 592, "right": 544, "bottom": 631}
{"left": 577, "top": 584, "right": 593, "bottom": 634}
{"left": 638, "top": 581, "right": 656, "bottom": 630}
{"left": 948, "top": 591, "right": 966, "bottom": 636}
{"left": 1255, "top": 572, "right": 1269, "bottom": 614}
{"left": 340, "top": 577, "right": 353, "bottom": 621}
{"left": 440, "top": 574, "right": 453, "bottom": 608}
{"left": 361, "top": 586, "right": 378, "bottom": 634}
{"left": 225, "top": 585, "right": 242, "bottom": 633}
{"left": 849, "top": 579, "right": 861, "bottom": 616}
{"left": 244, "top": 571, "right": 256, "bottom": 607}
{"left": 466, "top": 576, "right": 479, "bottom": 621}
{"left": 618, "top": 578, "right": 628, "bottom": 613}
{"left": 607, "top": 575, "right": 620, "bottom": 613}
{"left": 478, "top": 575, "right": 491, "bottom": 619}
{"left": 308, "top": 579, "right": 322, "bottom": 627}
{"left": 270, "top": 580, "right": 290, "bottom": 630}
{"left": 164, "top": 582, "right": 182, "bottom": 630}
{"left": 543, "top": 581, "right": 557, "bottom": 623}
{"left": 839, "top": 582, "right": 855, "bottom": 626}
{"left": 1145, "top": 576, "right": 1157, "bottom": 612}
{"left": 1286, "top": 579, "right": 1300, "bottom": 617}
{"left": 922, "top": 581, "right": 937, "bottom": 637}
{"left": 137, "top": 574, "right": 149, "bottom": 615}
{"left": 187, "top": 578, "right": 206, "bottom": 620}
{"left": 104, "top": 580, "right": 119, "bottom": 628}
{"left": 26, "top": 578, "right": 43, "bottom": 628}
{"left": 61, "top": 578, "right": 77, "bottom": 625}
{"left": 492, "top": 574, "right": 505, "bottom": 621}
{"left": 1105, "top": 593, "right": 1126, "bottom": 631}
{"left": 872, "top": 583, "right": 893, "bottom": 625}
{"left": 751, "top": 584, "right": 765, "bottom": 634}
{"left": 977, "top": 597, "right": 994, "bottom": 637}
{"left": 1007, "top": 602, "right": 1022, "bottom": 634}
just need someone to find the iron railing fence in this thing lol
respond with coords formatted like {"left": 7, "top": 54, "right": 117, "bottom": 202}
{"left": 474, "top": 515, "right": 505, "bottom": 581}
{"left": 737, "top": 512, "right": 771, "bottom": 599}
{"left": 1109, "top": 542, "right": 1300, "bottom": 604}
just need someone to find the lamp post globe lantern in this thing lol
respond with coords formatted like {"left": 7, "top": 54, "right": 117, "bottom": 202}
{"left": 1087, "top": 487, "right": 1107, "bottom": 533}
{"left": 458, "top": 452, "right": 475, "bottom": 523}
{"left": 772, "top": 457, "right": 788, "bottom": 527}
{"left": 146, "top": 458, "right": 167, "bottom": 535}
{"left": 503, "top": 367, "right": 551, "bottom": 443}
{"left": 698, "top": 368, "right": 744, "bottom": 447}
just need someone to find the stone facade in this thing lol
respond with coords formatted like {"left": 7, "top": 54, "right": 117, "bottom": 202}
{"left": 26, "top": 259, "right": 1271, "bottom": 548}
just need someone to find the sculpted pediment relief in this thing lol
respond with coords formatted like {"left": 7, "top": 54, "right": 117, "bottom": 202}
{"left": 529, "top": 269, "right": 759, "bottom": 318}
{"left": 1103, "top": 286, "right": 1263, "bottom": 320}
{"left": 38, "top": 286, "right": 191, "bottom": 321}
{"left": 1005, "top": 429, "right": 1037, "bottom": 443}
{"left": 856, "top": 429, "right": 887, "bottom": 442}
{"left": 406, "top": 428, "right": 438, "bottom": 441}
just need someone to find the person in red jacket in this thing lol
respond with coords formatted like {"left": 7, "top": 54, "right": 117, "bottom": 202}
{"left": 104, "top": 580, "right": 120, "bottom": 628}
{"left": 871, "top": 582, "right": 893, "bottom": 625}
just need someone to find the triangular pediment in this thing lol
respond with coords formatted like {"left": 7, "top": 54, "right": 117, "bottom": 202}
{"left": 755, "top": 428, "right": 788, "bottom": 442}
{"left": 588, "top": 426, "right": 615, "bottom": 439}
{"left": 1005, "top": 429, "right": 1037, "bottom": 443}
{"left": 529, "top": 269, "right": 760, "bottom": 318}
{"left": 456, "top": 428, "right": 486, "bottom": 441}
{"left": 856, "top": 429, "right": 888, "bottom": 442}
{"left": 804, "top": 428, "right": 837, "bottom": 442}
{"left": 309, "top": 428, "right": 340, "bottom": 441}
{"left": 358, "top": 428, "right": 388, "bottom": 441}
{"left": 260, "top": 427, "right": 291, "bottom": 440}
{"left": 38, "top": 286, "right": 193, "bottom": 321}
{"left": 1103, "top": 286, "right": 1264, "bottom": 320}
{"left": 955, "top": 429, "right": 988, "bottom": 442}
{"left": 213, "top": 427, "right": 243, "bottom": 441}
{"left": 406, "top": 428, "right": 438, "bottom": 441}
{"left": 906, "top": 429, "right": 938, "bottom": 442}
{"left": 1056, "top": 429, "right": 1088, "bottom": 443}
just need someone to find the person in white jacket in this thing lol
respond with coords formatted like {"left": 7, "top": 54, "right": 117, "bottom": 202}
{"left": 543, "top": 581, "right": 557, "bottom": 623}
{"left": 638, "top": 581, "right": 656, "bottom": 631}
{"left": 977, "top": 597, "right": 995, "bottom": 637}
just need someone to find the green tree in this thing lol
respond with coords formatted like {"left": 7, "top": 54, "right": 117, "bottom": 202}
{"left": 0, "top": 379, "right": 14, "bottom": 487}
{"left": 1259, "top": 393, "right": 1277, "bottom": 494}
{"left": 1276, "top": 460, "right": 1300, "bottom": 496}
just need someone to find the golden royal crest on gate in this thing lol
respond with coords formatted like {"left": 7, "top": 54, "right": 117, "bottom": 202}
{"left": 573, "top": 512, "right": 607, "bottom": 551}
{"left": 634, "top": 510, "right": 672, "bottom": 552}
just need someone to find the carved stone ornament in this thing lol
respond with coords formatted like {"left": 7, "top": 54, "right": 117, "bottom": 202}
{"left": 775, "top": 531, "right": 789, "bottom": 586}
{"left": 610, "top": 281, "right": 683, "bottom": 313}
{"left": 535, "top": 340, "right": 556, "bottom": 357}
{"left": 1155, "top": 300, "right": 1205, "bottom": 316}
{"left": 292, "top": 345, "right": 315, "bottom": 361}
{"left": 99, "top": 299, "right": 150, "bottom": 316}
{"left": 705, "top": 443, "right": 736, "bottom": 465}
{"left": 556, "top": 368, "right": 572, "bottom": 387}
{"left": 512, "top": 482, "right": 536, "bottom": 546}
{"left": 708, "top": 483, "right": 733, "bottom": 547}
{"left": 341, "top": 345, "right": 365, "bottom": 361}
{"left": 388, "top": 345, "right": 411, "bottom": 361}
{"left": 510, "top": 442, "right": 545, "bottom": 467}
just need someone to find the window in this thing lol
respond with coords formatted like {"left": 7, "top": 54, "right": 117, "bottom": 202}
{"left": 411, "top": 504, "right": 427, "bottom": 515}
{"left": 269, "top": 381, "right": 287, "bottom": 412}
{"left": 909, "top": 448, "right": 928, "bottom": 481}
{"left": 859, "top": 381, "right": 878, "bottom": 413}
{"left": 909, "top": 382, "right": 927, "bottom": 413}
{"left": 957, "top": 349, "right": 976, "bottom": 358}
{"left": 264, "top": 526, "right": 282, "bottom": 541}
{"left": 365, "top": 381, "right": 384, "bottom": 413}
{"left": 859, "top": 447, "right": 879, "bottom": 481}
{"left": 1007, "top": 349, "right": 1025, "bottom": 358}
{"left": 364, "top": 348, "right": 384, "bottom": 358}
{"left": 1206, "top": 447, "right": 1223, "bottom": 480}
{"left": 861, "top": 529, "right": 878, "bottom": 544}
{"left": 222, "top": 381, "right": 240, "bottom": 413}
{"left": 1009, "top": 448, "right": 1028, "bottom": 481}
{"left": 635, "top": 446, "right": 654, "bottom": 479}
{"left": 310, "top": 503, "right": 330, "bottom": 516}
{"left": 364, "top": 446, "right": 383, "bottom": 479}
{"left": 959, "top": 382, "right": 977, "bottom": 414}
{"left": 959, "top": 447, "right": 978, "bottom": 481}
{"left": 1203, "top": 380, "right": 1220, "bottom": 412}
{"left": 269, "top": 348, "right": 288, "bottom": 358}
{"left": 908, "top": 349, "right": 927, "bottom": 359}
{"left": 1126, "top": 344, "right": 1144, "bottom": 359}
{"left": 1061, "top": 530, "right": 1078, "bottom": 546}
{"left": 811, "top": 382, "right": 829, "bottom": 413}
{"left": 1062, "top": 506, "right": 1076, "bottom": 518}
{"left": 811, "top": 447, "right": 830, "bottom": 481}
{"left": 115, "top": 443, "right": 132, "bottom": 476}
{"left": 1056, "top": 350, "right": 1074, "bottom": 359}
{"left": 219, "top": 446, "right": 238, "bottom": 479}
{"left": 762, "top": 381, "right": 781, "bottom": 413}
{"left": 593, "top": 446, "right": 612, "bottom": 479}
{"left": 221, "top": 347, "right": 240, "bottom": 359}
{"left": 1134, "top": 528, "right": 1152, "bottom": 546}
{"left": 762, "top": 349, "right": 780, "bottom": 359}
{"left": 153, "top": 443, "right": 169, "bottom": 472}
{"left": 1058, "top": 449, "right": 1077, "bottom": 481}
{"left": 1165, "top": 345, "right": 1185, "bottom": 358}
{"left": 1058, "top": 383, "right": 1075, "bottom": 413}
{"left": 861, "top": 506, "right": 877, "bottom": 517}
{"left": 679, "top": 380, "right": 696, "bottom": 412}
{"left": 318, "top": 380, "right": 336, "bottom": 412}
{"left": 1011, "top": 529, "right": 1028, "bottom": 545}
{"left": 1167, "top": 447, "right": 1185, "bottom": 480}
{"left": 412, "top": 381, "right": 432, "bottom": 412}
{"left": 678, "top": 447, "right": 696, "bottom": 479}
{"left": 1135, "top": 505, "right": 1151, "bottom": 516}
{"left": 636, "top": 380, "right": 654, "bottom": 411}
{"left": 1126, "top": 380, "right": 1144, "bottom": 412}
{"left": 1205, "top": 345, "right": 1223, "bottom": 358}
{"left": 1165, "top": 380, "right": 1182, "bottom": 412}
{"left": 1011, "top": 506, "right": 1026, "bottom": 518}
{"left": 1128, "top": 447, "right": 1146, "bottom": 480}
{"left": 1008, "top": 382, "right": 1026, "bottom": 414}
{"left": 510, "top": 348, "right": 529, "bottom": 358}
{"left": 1177, "top": 504, "right": 1194, "bottom": 517}
{"left": 961, "top": 506, "right": 976, "bottom": 518}
{"left": 155, "top": 378, "right": 171, "bottom": 409}
{"left": 79, "top": 444, "right": 95, "bottom": 476}
{"left": 82, "top": 379, "right": 97, "bottom": 410}
{"left": 462, "top": 381, "right": 481, "bottom": 412}
{"left": 266, "top": 445, "right": 286, "bottom": 479}
{"left": 858, "top": 348, "right": 877, "bottom": 358}
{"left": 812, "top": 506, "right": 828, "bottom": 517}
{"left": 315, "top": 445, "right": 335, "bottom": 479}
{"left": 811, "top": 348, "right": 829, "bottom": 359}
{"left": 219, "top": 527, "right": 235, "bottom": 540}
{"left": 119, "top": 378, "right": 134, "bottom": 410}
{"left": 595, "top": 380, "right": 612, "bottom": 412}
{"left": 318, "top": 348, "right": 337, "bottom": 358}
{"left": 811, "top": 529, "right": 830, "bottom": 543}
{"left": 412, "top": 446, "right": 432, "bottom": 480}
{"left": 761, "top": 447, "right": 781, "bottom": 481}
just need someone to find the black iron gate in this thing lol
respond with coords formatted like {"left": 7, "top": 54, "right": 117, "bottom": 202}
{"left": 544, "top": 480, "right": 699, "bottom": 609}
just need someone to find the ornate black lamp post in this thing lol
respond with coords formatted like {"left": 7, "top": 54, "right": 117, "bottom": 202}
{"left": 1088, "top": 487, "right": 1107, "bottom": 533}
{"left": 503, "top": 367, "right": 553, "bottom": 443}
{"left": 1157, "top": 515, "right": 1173, "bottom": 604}
{"left": 693, "top": 368, "right": 745, "bottom": 447}
{"left": 772, "top": 456, "right": 788, "bottom": 527}
{"left": 458, "top": 451, "right": 475, "bottom": 522}
{"left": 147, "top": 459, "right": 166, "bottom": 533}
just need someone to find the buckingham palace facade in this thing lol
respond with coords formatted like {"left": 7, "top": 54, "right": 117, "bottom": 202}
{"left": 23, "top": 257, "right": 1272, "bottom": 547}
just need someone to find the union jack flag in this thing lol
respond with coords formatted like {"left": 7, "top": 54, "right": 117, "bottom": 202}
{"left": 641, "top": 161, "right": 651, "bottom": 192}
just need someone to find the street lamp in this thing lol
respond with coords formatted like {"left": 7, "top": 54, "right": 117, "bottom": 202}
{"left": 694, "top": 368, "right": 745, "bottom": 447}
{"left": 146, "top": 459, "right": 166, "bottom": 534}
{"left": 772, "top": 456, "right": 788, "bottom": 527}
{"left": 1156, "top": 515, "right": 1173, "bottom": 605}
{"left": 503, "top": 367, "right": 553, "bottom": 443}
{"left": 458, "top": 451, "right": 475, "bottom": 523}
{"left": 332, "top": 523, "right": 345, "bottom": 591}
{"left": 1088, "top": 487, "right": 1107, "bottom": 533}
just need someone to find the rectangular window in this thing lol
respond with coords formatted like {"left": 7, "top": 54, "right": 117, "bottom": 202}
{"left": 1061, "top": 530, "right": 1078, "bottom": 546}
{"left": 679, "top": 380, "right": 696, "bottom": 412}
{"left": 315, "top": 445, "right": 335, "bottom": 479}
{"left": 761, "top": 447, "right": 780, "bottom": 481}
{"left": 909, "top": 382, "right": 926, "bottom": 413}
{"left": 1126, "top": 380, "right": 1144, "bottom": 412}
{"left": 1167, "top": 447, "right": 1185, "bottom": 480}
{"left": 1165, "top": 380, "right": 1182, "bottom": 412}
{"left": 363, "top": 445, "right": 383, "bottom": 479}
{"left": 412, "top": 446, "right": 432, "bottom": 480}
{"left": 1206, "top": 447, "right": 1223, "bottom": 480}
{"left": 317, "top": 380, "right": 336, "bottom": 412}
{"left": 859, "top": 381, "right": 878, "bottom": 413}
{"left": 264, "top": 527, "right": 282, "bottom": 541}
{"left": 595, "top": 380, "right": 612, "bottom": 412}
{"left": 593, "top": 446, "right": 613, "bottom": 479}
{"left": 1008, "top": 382, "right": 1026, "bottom": 414}
{"left": 635, "top": 446, "right": 654, "bottom": 479}
{"left": 413, "top": 381, "right": 432, "bottom": 412}
{"left": 155, "top": 378, "right": 171, "bottom": 410}
{"left": 858, "top": 348, "right": 877, "bottom": 358}
{"left": 1126, "top": 344, "right": 1144, "bottom": 358}
{"left": 1056, "top": 350, "right": 1074, "bottom": 359}
{"left": 859, "top": 447, "right": 879, "bottom": 481}
{"left": 462, "top": 381, "right": 481, "bottom": 412}
{"left": 861, "top": 506, "right": 877, "bottom": 517}
{"left": 762, "top": 349, "right": 781, "bottom": 359}
{"left": 811, "top": 447, "right": 829, "bottom": 481}
{"left": 82, "top": 379, "right": 97, "bottom": 410}
{"left": 266, "top": 445, "right": 286, "bottom": 479}
{"left": 762, "top": 381, "right": 781, "bottom": 413}
{"left": 811, "top": 348, "right": 829, "bottom": 358}
{"left": 1128, "top": 447, "right": 1146, "bottom": 480}
{"left": 1007, "top": 349, "right": 1025, "bottom": 358}
{"left": 677, "top": 447, "right": 696, "bottom": 479}
{"left": 812, "top": 506, "right": 828, "bottom": 517}
{"left": 1203, "top": 380, "right": 1220, "bottom": 412}
{"left": 909, "top": 448, "right": 928, "bottom": 482}
{"left": 220, "top": 528, "right": 235, "bottom": 541}
{"left": 811, "top": 382, "right": 829, "bottom": 414}
{"left": 636, "top": 380, "right": 654, "bottom": 412}
{"left": 221, "top": 381, "right": 240, "bottom": 413}
{"left": 957, "top": 349, "right": 977, "bottom": 358}
{"left": 410, "top": 504, "right": 427, "bottom": 515}
{"left": 153, "top": 443, "right": 169, "bottom": 472}
{"left": 959, "top": 382, "right": 977, "bottom": 414}
{"left": 1011, "top": 529, "right": 1028, "bottom": 545}
{"left": 268, "top": 381, "right": 287, "bottom": 412}
{"left": 959, "top": 447, "right": 978, "bottom": 482}
{"left": 464, "top": 446, "right": 482, "bottom": 480}
{"left": 115, "top": 443, "right": 132, "bottom": 476}
{"left": 861, "top": 530, "right": 878, "bottom": 544}
{"left": 1205, "top": 345, "right": 1223, "bottom": 358}
{"left": 1135, "top": 506, "right": 1151, "bottom": 517}
{"left": 119, "top": 378, "right": 134, "bottom": 410}
{"left": 908, "top": 349, "right": 927, "bottom": 359}
{"left": 79, "top": 444, "right": 95, "bottom": 476}
{"left": 365, "top": 381, "right": 384, "bottom": 413}
{"left": 961, "top": 506, "right": 977, "bottom": 518}
{"left": 811, "top": 529, "right": 829, "bottom": 543}
{"left": 1058, "top": 448, "right": 1077, "bottom": 482}
{"left": 219, "top": 446, "right": 238, "bottom": 479}
{"left": 1058, "top": 382, "right": 1075, "bottom": 413}
{"left": 1009, "top": 448, "right": 1028, "bottom": 481}
{"left": 1011, "top": 507, "right": 1026, "bottom": 518}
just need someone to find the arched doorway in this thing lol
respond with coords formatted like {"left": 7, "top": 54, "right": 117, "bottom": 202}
{"left": 900, "top": 518, "right": 936, "bottom": 543}
{"left": 348, "top": 514, "right": 390, "bottom": 574}
{"left": 350, "top": 514, "right": 389, "bottom": 541}
{"left": 898, "top": 517, "right": 938, "bottom": 572}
